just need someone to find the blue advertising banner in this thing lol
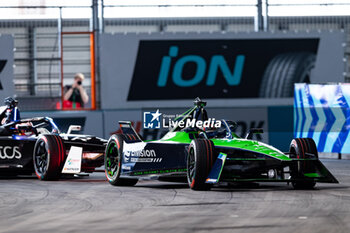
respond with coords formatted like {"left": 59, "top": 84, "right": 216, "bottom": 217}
{"left": 100, "top": 32, "right": 344, "bottom": 109}
{"left": 294, "top": 83, "right": 350, "bottom": 153}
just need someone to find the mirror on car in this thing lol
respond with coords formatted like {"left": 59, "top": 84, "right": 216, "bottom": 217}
{"left": 245, "top": 128, "right": 264, "bottom": 139}
{"left": 67, "top": 125, "right": 82, "bottom": 134}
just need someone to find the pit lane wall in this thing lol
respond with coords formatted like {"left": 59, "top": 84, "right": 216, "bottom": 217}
{"left": 294, "top": 83, "right": 350, "bottom": 154}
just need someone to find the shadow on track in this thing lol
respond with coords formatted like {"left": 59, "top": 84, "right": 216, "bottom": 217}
{"left": 134, "top": 180, "right": 344, "bottom": 192}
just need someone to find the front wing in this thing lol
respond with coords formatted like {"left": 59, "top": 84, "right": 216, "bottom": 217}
{"left": 206, "top": 152, "right": 339, "bottom": 184}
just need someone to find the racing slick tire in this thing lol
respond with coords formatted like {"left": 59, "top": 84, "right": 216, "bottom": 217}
{"left": 259, "top": 52, "right": 316, "bottom": 98}
{"left": 289, "top": 138, "right": 318, "bottom": 189}
{"left": 187, "top": 139, "right": 215, "bottom": 191}
{"left": 104, "top": 134, "right": 138, "bottom": 186}
{"left": 33, "top": 134, "right": 65, "bottom": 180}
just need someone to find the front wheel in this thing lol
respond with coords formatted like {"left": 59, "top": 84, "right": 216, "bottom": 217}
{"left": 104, "top": 134, "right": 138, "bottom": 186}
{"left": 187, "top": 139, "right": 215, "bottom": 191}
{"left": 289, "top": 138, "right": 317, "bottom": 189}
{"left": 33, "top": 134, "right": 65, "bottom": 180}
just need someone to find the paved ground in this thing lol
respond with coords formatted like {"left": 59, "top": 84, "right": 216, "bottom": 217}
{"left": 0, "top": 159, "right": 349, "bottom": 233}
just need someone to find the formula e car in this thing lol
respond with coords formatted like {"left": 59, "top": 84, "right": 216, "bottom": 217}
{"left": 0, "top": 98, "right": 106, "bottom": 180}
{"left": 105, "top": 98, "right": 338, "bottom": 190}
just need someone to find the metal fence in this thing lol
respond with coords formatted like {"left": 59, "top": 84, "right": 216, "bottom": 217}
{"left": 1, "top": 1, "right": 350, "bottom": 110}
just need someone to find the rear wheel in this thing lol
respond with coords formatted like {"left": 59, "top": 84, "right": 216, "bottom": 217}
{"left": 33, "top": 134, "right": 65, "bottom": 180}
{"left": 104, "top": 134, "right": 138, "bottom": 186}
{"left": 187, "top": 139, "right": 215, "bottom": 190}
{"left": 289, "top": 138, "right": 317, "bottom": 189}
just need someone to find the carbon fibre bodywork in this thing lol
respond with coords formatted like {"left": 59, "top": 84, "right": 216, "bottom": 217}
{"left": 0, "top": 117, "right": 106, "bottom": 177}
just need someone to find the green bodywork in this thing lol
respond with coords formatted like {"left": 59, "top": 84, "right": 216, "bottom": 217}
{"left": 159, "top": 131, "right": 291, "bottom": 161}
{"left": 117, "top": 100, "right": 338, "bottom": 185}
{"left": 150, "top": 102, "right": 338, "bottom": 185}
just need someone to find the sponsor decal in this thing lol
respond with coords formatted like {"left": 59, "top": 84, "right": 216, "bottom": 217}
{"left": 0, "top": 146, "right": 21, "bottom": 159}
{"left": 62, "top": 146, "right": 82, "bottom": 174}
{"left": 123, "top": 142, "right": 163, "bottom": 163}
{"left": 124, "top": 149, "right": 162, "bottom": 163}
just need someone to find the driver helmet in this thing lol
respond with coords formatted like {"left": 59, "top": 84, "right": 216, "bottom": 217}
{"left": 4, "top": 97, "right": 18, "bottom": 108}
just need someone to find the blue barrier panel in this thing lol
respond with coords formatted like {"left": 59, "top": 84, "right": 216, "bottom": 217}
{"left": 294, "top": 83, "right": 350, "bottom": 153}
{"left": 268, "top": 106, "right": 294, "bottom": 152}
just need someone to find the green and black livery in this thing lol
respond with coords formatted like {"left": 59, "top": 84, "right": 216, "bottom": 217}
{"left": 105, "top": 98, "right": 338, "bottom": 190}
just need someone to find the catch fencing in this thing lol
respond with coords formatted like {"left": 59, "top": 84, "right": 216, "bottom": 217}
{"left": 0, "top": 1, "right": 350, "bottom": 110}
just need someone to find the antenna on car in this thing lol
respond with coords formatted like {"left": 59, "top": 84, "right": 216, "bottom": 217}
{"left": 193, "top": 97, "right": 208, "bottom": 122}
{"left": 193, "top": 97, "right": 206, "bottom": 108}
{"left": 67, "top": 125, "right": 81, "bottom": 134}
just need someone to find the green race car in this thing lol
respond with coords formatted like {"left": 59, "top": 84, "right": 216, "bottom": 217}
{"left": 105, "top": 98, "right": 338, "bottom": 190}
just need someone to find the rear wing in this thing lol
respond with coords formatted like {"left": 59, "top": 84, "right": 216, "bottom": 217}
{"left": 118, "top": 121, "right": 143, "bottom": 141}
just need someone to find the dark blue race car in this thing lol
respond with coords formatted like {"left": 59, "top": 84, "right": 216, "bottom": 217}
{"left": 0, "top": 98, "right": 106, "bottom": 180}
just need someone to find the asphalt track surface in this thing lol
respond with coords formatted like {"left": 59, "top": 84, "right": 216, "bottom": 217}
{"left": 0, "top": 159, "right": 350, "bottom": 233}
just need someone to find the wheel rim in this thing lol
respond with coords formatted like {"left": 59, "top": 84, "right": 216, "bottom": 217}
{"left": 187, "top": 147, "right": 196, "bottom": 184}
{"left": 34, "top": 140, "right": 48, "bottom": 175}
{"left": 105, "top": 140, "right": 119, "bottom": 179}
